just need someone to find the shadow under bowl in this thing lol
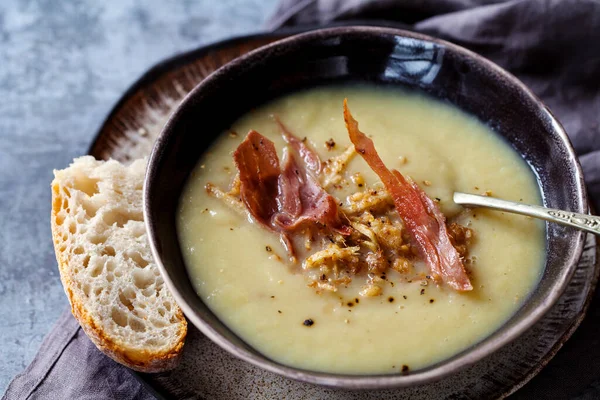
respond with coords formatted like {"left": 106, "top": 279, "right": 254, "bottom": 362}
{"left": 143, "top": 26, "right": 587, "bottom": 389}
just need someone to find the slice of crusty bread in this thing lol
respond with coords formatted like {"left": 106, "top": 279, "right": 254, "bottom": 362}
{"left": 51, "top": 156, "right": 187, "bottom": 372}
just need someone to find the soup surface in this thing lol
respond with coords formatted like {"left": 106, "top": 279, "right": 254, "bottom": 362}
{"left": 177, "top": 86, "right": 545, "bottom": 374}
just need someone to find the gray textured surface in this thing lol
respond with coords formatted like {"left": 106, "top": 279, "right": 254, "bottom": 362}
{"left": 0, "top": 0, "right": 277, "bottom": 393}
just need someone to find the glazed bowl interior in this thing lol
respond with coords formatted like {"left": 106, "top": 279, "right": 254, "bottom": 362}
{"left": 144, "top": 26, "right": 586, "bottom": 389}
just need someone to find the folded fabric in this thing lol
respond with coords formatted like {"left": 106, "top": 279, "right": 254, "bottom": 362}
{"left": 5, "top": 0, "right": 600, "bottom": 399}
{"left": 2, "top": 308, "right": 153, "bottom": 400}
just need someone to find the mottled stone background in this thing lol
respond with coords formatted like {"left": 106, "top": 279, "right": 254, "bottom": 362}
{"left": 0, "top": 0, "right": 277, "bottom": 392}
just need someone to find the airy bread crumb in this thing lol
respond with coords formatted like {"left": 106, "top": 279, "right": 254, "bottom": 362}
{"left": 51, "top": 156, "right": 187, "bottom": 372}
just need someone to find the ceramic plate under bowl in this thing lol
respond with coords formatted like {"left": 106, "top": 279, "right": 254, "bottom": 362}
{"left": 145, "top": 26, "right": 587, "bottom": 388}
{"left": 90, "top": 25, "right": 599, "bottom": 399}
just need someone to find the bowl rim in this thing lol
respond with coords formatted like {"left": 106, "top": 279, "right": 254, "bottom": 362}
{"left": 144, "top": 25, "right": 587, "bottom": 389}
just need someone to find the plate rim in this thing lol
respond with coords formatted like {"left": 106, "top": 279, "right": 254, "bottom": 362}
{"left": 144, "top": 24, "right": 586, "bottom": 389}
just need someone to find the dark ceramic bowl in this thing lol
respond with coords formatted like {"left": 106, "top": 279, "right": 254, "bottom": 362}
{"left": 144, "top": 26, "right": 587, "bottom": 389}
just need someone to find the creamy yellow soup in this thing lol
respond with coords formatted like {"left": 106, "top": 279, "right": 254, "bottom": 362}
{"left": 177, "top": 86, "right": 545, "bottom": 374}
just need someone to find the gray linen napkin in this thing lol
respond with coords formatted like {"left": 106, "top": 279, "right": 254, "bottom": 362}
{"left": 4, "top": 1, "right": 600, "bottom": 399}
{"left": 2, "top": 309, "right": 150, "bottom": 400}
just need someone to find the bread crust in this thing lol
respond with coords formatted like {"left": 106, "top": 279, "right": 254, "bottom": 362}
{"left": 51, "top": 177, "right": 187, "bottom": 373}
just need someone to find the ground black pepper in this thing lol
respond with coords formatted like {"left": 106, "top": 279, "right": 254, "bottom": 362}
{"left": 303, "top": 319, "right": 314, "bottom": 327}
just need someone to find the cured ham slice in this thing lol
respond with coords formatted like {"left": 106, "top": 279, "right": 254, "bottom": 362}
{"left": 233, "top": 130, "right": 280, "bottom": 225}
{"left": 233, "top": 129, "right": 351, "bottom": 259}
{"left": 409, "top": 176, "right": 471, "bottom": 290}
{"left": 275, "top": 120, "right": 351, "bottom": 235}
{"left": 275, "top": 117, "right": 321, "bottom": 173}
{"left": 273, "top": 148, "right": 351, "bottom": 235}
{"left": 343, "top": 99, "right": 472, "bottom": 291}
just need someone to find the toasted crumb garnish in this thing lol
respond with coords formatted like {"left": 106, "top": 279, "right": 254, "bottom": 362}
{"left": 205, "top": 180, "right": 245, "bottom": 215}
{"left": 360, "top": 284, "right": 382, "bottom": 297}
{"left": 447, "top": 222, "right": 473, "bottom": 258}
{"left": 391, "top": 258, "right": 411, "bottom": 274}
{"left": 322, "top": 146, "right": 356, "bottom": 188}
{"left": 308, "top": 281, "right": 338, "bottom": 292}
{"left": 351, "top": 172, "right": 365, "bottom": 187}
{"left": 343, "top": 187, "right": 393, "bottom": 214}
{"left": 304, "top": 244, "right": 360, "bottom": 269}
{"left": 209, "top": 132, "right": 475, "bottom": 296}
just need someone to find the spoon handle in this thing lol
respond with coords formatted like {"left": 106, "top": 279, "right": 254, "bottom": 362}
{"left": 453, "top": 192, "right": 600, "bottom": 236}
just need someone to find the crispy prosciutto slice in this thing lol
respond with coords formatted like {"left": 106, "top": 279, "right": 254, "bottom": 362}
{"left": 273, "top": 148, "right": 351, "bottom": 235}
{"left": 233, "top": 130, "right": 280, "bottom": 225}
{"left": 233, "top": 129, "right": 350, "bottom": 259}
{"left": 274, "top": 119, "right": 351, "bottom": 235}
{"left": 343, "top": 99, "right": 472, "bottom": 291}
{"left": 275, "top": 117, "right": 321, "bottom": 173}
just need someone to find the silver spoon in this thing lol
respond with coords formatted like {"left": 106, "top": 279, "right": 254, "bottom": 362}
{"left": 453, "top": 192, "right": 600, "bottom": 236}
